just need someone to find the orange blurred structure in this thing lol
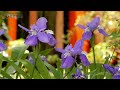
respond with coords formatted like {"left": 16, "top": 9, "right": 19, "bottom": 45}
{"left": 8, "top": 11, "right": 17, "bottom": 41}
{"left": 29, "top": 11, "right": 38, "bottom": 26}
{"left": 68, "top": 11, "right": 90, "bottom": 53}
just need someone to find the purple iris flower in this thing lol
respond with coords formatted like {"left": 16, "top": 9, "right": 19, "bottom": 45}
{"left": 55, "top": 40, "right": 90, "bottom": 68}
{"left": 18, "top": 17, "right": 56, "bottom": 46}
{"left": 103, "top": 64, "right": 120, "bottom": 79}
{"left": 72, "top": 68, "right": 86, "bottom": 79}
{"left": 39, "top": 55, "right": 47, "bottom": 62}
{"left": 28, "top": 55, "right": 47, "bottom": 65}
{"left": 0, "top": 30, "right": 6, "bottom": 51}
{"left": 79, "top": 51, "right": 90, "bottom": 66}
{"left": 28, "top": 56, "right": 35, "bottom": 64}
{"left": 77, "top": 17, "right": 108, "bottom": 40}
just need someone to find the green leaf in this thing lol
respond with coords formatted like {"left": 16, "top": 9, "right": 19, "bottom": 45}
{"left": 19, "top": 60, "right": 43, "bottom": 79}
{"left": 0, "top": 54, "right": 6, "bottom": 72}
{"left": 1, "top": 70, "right": 13, "bottom": 79}
{"left": 110, "top": 30, "right": 120, "bottom": 40}
{"left": 0, "top": 55, "right": 3, "bottom": 72}
{"left": 105, "top": 72, "right": 112, "bottom": 79}
{"left": 91, "top": 72, "right": 105, "bottom": 78}
{"left": 32, "top": 55, "right": 51, "bottom": 79}
{"left": 56, "top": 59, "right": 63, "bottom": 76}
{"left": 44, "top": 61, "right": 62, "bottom": 79}
{"left": 64, "top": 65, "right": 75, "bottom": 79}
{"left": 11, "top": 45, "right": 28, "bottom": 60}
{"left": 89, "top": 63, "right": 104, "bottom": 79}
{"left": 5, "top": 59, "right": 30, "bottom": 79}
{"left": 6, "top": 65, "right": 16, "bottom": 75}
{"left": 104, "top": 56, "right": 110, "bottom": 64}
{"left": 87, "top": 68, "right": 97, "bottom": 78}
{"left": 39, "top": 48, "right": 53, "bottom": 56}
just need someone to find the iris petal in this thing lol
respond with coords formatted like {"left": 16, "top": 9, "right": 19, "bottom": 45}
{"left": 28, "top": 56, "right": 34, "bottom": 64}
{"left": 18, "top": 24, "right": 31, "bottom": 32}
{"left": 77, "top": 24, "right": 86, "bottom": 29}
{"left": 37, "top": 32, "right": 49, "bottom": 43}
{"left": 40, "top": 55, "right": 47, "bottom": 61}
{"left": 30, "top": 24, "right": 37, "bottom": 31}
{"left": 82, "top": 31, "right": 92, "bottom": 40}
{"left": 65, "top": 44, "right": 73, "bottom": 51}
{"left": 36, "top": 17, "right": 47, "bottom": 31}
{"left": 55, "top": 48, "right": 64, "bottom": 53}
{"left": 87, "top": 23, "right": 97, "bottom": 31}
{"left": 76, "top": 68, "right": 81, "bottom": 75}
{"left": 61, "top": 56, "right": 75, "bottom": 68}
{"left": 113, "top": 74, "right": 120, "bottom": 79}
{"left": 98, "top": 29, "right": 108, "bottom": 36}
{"left": 92, "top": 17, "right": 100, "bottom": 25}
{"left": 114, "top": 66, "right": 120, "bottom": 72}
{"left": 87, "top": 17, "right": 100, "bottom": 31}
{"left": 47, "top": 34, "right": 57, "bottom": 46}
{"left": 103, "top": 64, "right": 116, "bottom": 75}
{"left": 25, "top": 35, "right": 38, "bottom": 46}
{"left": 80, "top": 54, "right": 90, "bottom": 66}
{"left": 73, "top": 40, "right": 83, "bottom": 55}
{"left": 61, "top": 53, "right": 66, "bottom": 63}
{"left": 72, "top": 68, "right": 86, "bottom": 79}
{"left": 0, "top": 42, "right": 6, "bottom": 51}
{"left": 0, "top": 30, "right": 4, "bottom": 36}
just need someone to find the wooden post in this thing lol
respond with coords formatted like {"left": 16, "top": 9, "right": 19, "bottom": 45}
{"left": 55, "top": 11, "right": 64, "bottom": 49}
{"left": 29, "top": 11, "right": 38, "bottom": 26}
{"left": 8, "top": 11, "right": 17, "bottom": 41}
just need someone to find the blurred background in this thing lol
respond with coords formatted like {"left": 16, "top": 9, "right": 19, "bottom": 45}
{"left": 1, "top": 11, "right": 120, "bottom": 65}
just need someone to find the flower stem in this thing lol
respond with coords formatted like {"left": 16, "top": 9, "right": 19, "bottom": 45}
{"left": 31, "top": 53, "right": 38, "bottom": 79}
{"left": 31, "top": 43, "right": 41, "bottom": 79}
{"left": 63, "top": 66, "right": 74, "bottom": 79}
{"left": 92, "top": 46, "right": 96, "bottom": 68}
{"left": 90, "top": 33, "right": 96, "bottom": 68}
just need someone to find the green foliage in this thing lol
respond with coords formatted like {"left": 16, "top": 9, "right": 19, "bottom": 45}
{"left": 31, "top": 54, "right": 51, "bottom": 79}
{"left": 19, "top": 59, "right": 43, "bottom": 79}
{"left": 11, "top": 45, "right": 29, "bottom": 60}
{"left": 44, "top": 61, "right": 62, "bottom": 79}
{"left": 39, "top": 48, "right": 53, "bottom": 56}
{"left": 1, "top": 13, "right": 120, "bottom": 79}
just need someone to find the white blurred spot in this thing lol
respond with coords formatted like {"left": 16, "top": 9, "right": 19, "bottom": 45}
{"left": 108, "top": 21, "right": 113, "bottom": 25}
{"left": 45, "top": 30, "right": 54, "bottom": 34}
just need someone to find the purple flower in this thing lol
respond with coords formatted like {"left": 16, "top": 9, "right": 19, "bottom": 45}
{"left": 28, "top": 55, "right": 47, "bottom": 64}
{"left": 72, "top": 68, "right": 86, "bottom": 79}
{"left": 40, "top": 55, "right": 47, "bottom": 62}
{"left": 60, "top": 44, "right": 75, "bottom": 68}
{"left": 79, "top": 51, "right": 90, "bottom": 66}
{"left": 77, "top": 17, "right": 108, "bottom": 40}
{"left": 28, "top": 56, "right": 35, "bottom": 64}
{"left": 0, "top": 30, "right": 6, "bottom": 51}
{"left": 103, "top": 64, "right": 120, "bottom": 79}
{"left": 18, "top": 17, "right": 56, "bottom": 46}
{"left": 55, "top": 40, "right": 90, "bottom": 68}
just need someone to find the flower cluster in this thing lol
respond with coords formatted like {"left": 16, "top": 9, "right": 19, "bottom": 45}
{"left": 0, "top": 16, "right": 115, "bottom": 79}
{"left": 72, "top": 68, "right": 85, "bottom": 79}
{"left": 18, "top": 16, "right": 110, "bottom": 79}
{"left": 18, "top": 17, "right": 56, "bottom": 46}
{"left": 77, "top": 17, "right": 108, "bottom": 40}
{"left": 55, "top": 40, "right": 90, "bottom": 68}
